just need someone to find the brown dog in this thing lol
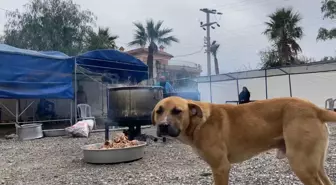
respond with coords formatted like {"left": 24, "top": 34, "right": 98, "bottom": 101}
{"left": 152, "top": 96, "right": 335, "bottom": 185}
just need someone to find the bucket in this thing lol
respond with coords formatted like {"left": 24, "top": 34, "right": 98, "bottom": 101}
{"left": 17, "top": 124, "right": 43, "bottom": 141}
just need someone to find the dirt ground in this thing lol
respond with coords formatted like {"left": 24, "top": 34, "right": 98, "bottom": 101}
{"left": 0, "top": 125, "right": 335, "bottom": 185}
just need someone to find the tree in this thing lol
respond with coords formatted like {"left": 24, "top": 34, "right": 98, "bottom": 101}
{"left": 317, "top": 0, "right": 336, "bottom": 40}
{"left": 85, "top": 27, "right": 119, "bottom": 51}
{"left": 321, "top": 56, "right": 336, "bottom": 62}
{"left": 259, "top": 48, "right": 281, "bottom": 69}
{"left": 259, "top": 47, "right": 313, "bottom": 69}
{"left": 128, "top": 19, "right": 179, "bottom": 83}
{"left": 3, "top": 0, "right": 96, "bottom": 55}
{"left": 263, "top": 7, "right": 303, "bottom": 66}
{"left": 296, "top": 55, "right": 315, "bottom": 64}
{"left": 210, "top": 41, "right": 220, "bottom": 75}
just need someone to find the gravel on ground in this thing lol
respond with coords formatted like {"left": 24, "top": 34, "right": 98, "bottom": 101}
{"left": 0, "top": 125, "right": 335, "bottom": 185}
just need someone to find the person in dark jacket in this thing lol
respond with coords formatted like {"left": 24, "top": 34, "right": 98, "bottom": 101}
{"left": 239, "top": 86, "right": 251, "bottom": 104}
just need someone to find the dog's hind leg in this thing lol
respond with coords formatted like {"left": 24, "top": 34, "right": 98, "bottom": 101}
{"left": 287, "top": 149, "right": 325, "bottom": 185}
{"left": 318, "top": 134, "right": 333, "bottom": 185}
{"left": 284, "top": 119, "right": 328, "bottom": 185}
{"left": 318, "top": 168, "right": 333, "bottom": 185}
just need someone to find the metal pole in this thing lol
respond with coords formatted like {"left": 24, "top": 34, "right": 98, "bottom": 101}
{"left": 288, "top": 74, "right": 292, "bottom": 97}
{"left": 209, "top": 75, "right": 213, "bottom": 103}
{"left": 74, "top": 59, "right": 77, "bottom": 124}
{"left": 70, "top": 100, "right": 73, "bottom": 125}
{"left": 106, "top": 87, "right": 109, "bottom": 114}
{"left": 200, "top": 8, "right": 221, "bottom": 76}
{"left": 206, "top": 13, "right": 211, "bottom": 76}
{"left": 105, "top": 120, "right": 109, "bottom": 141}
{"left": 264, "top": 69, "right": 268, "bottom": 99}
{"left": 101, "top": 79, "right": 104, "bottom": 116}
{"left": 15, "top": 99, "right": 19, "bottom": 123}
{"left": 236, "top": 79, "right": 240, "bottom": 101}
{"left": 106, "top": 86, "right": 113, "bottom": 128}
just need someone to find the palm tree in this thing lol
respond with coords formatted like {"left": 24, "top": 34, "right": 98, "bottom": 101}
{"left": 128, "top": 19, "right": 179, "bottom": 83}
{"left": 263, "top": 7, "right": 303, "bottom": 66}
{"left": 210, "top": 41, "right": 220, "bottom": 75}
{"left": 86, "top": 27, "right": 118, "bottom": 51}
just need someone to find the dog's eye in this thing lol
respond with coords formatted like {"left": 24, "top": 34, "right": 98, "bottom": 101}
{"left": 171, "top": 107, "right": 182, "bottom": 115}
{"left": 156, "top": 106, "right": 164, "bottom": 114}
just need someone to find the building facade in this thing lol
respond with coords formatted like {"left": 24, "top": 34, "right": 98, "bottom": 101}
{"left": 126, "top": 46, "right": 202, "bottom": 84}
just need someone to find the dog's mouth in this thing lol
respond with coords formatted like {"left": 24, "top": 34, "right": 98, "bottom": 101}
{"left": 157, "top": 124, "right": 181, "bottom": 138}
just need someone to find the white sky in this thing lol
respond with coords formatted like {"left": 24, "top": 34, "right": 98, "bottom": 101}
{"left": 1, "top": 0, "right": 335, "bottom": 75}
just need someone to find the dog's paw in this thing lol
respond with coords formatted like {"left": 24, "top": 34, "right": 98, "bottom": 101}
{"left": 276, "top": 149, "right": 286, "bottom": 159}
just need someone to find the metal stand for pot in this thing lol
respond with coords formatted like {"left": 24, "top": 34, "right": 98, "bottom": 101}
{"left": 104, "top": 118, "right": 142, "bottom": 141}
{"left": 104, "top": 119, "right": 165, "bottom": 142}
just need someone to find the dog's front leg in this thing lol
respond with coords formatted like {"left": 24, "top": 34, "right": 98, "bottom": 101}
{"left": 211, "top": 159, "right": 231, "bottom": 185}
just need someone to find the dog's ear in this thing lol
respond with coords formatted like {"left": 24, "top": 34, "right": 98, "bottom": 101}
{"left": 188, "top": 103, "right": 203, "bottom": 118}
{"left": 151, "top": 108, "right": 156, "bottom": 125}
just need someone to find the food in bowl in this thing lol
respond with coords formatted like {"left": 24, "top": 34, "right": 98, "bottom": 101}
{"left": 90, "top": 133, "right": 139, "bottom": 150}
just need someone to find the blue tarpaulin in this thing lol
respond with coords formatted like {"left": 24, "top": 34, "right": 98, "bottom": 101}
{"left": 76, "top": 49, "right": 148, "bottom": 83}
{"left": 0, "top": 44, "right": 74, "bottom": 99}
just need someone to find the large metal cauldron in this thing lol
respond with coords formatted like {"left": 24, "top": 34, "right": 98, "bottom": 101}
{"left": 108, "top": 86, "right": 163, "bottom": 127}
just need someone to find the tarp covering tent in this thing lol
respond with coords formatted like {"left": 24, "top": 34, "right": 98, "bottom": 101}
{"left": 0, "top": 44, "right": 74, "bottom": 99}
{"left": 76, "top": 49, "right": 148, "bottom": 83}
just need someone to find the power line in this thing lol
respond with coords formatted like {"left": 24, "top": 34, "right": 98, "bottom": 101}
{"left": 215, "top": 0, "right": 290, "bottom": 13}
{"left": 214, "top": 0, "right": 275, "bottom": 10}
{"left": 220, "top": 16, "right": 327, "bottom": 40}
{"left": 173, "top": 46, "right": 205, "bottom": 58}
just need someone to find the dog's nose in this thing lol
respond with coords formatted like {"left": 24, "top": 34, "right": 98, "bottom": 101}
{"left": 157, "top": 124, "right": 170, "bottom": 137}
{"left": 158, "top": 124, "right": 169, "bottom": 135}
{"left": 157, "top": 124, "right": 180, "bottom": 138}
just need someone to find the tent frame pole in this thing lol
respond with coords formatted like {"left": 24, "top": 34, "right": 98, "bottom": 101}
{"left": 74, "top": 59, "right": 77, "bottom": 124}
{"left": 70, "top": 101, "right": 73, "bottom": 125}
{"left": 15, "top": 99, "right": 19, "bottom": 124}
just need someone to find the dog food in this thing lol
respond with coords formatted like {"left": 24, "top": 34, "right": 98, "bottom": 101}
{"left": 91, "top": 133, "right": 139, "bottom": 150}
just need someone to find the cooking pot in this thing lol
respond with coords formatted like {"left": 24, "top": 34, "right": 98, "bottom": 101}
{"left": 108, "top": 86, "right": 163, "bottom": 127}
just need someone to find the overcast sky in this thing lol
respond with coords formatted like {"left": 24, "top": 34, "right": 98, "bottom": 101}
{"left": 1, "top": 0, "right": 336, "bottom": 75}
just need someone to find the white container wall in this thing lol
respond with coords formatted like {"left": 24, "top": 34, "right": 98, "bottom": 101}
{"left": 211, "top": 80, "right": 238, "bottom": 104}
{"left": 267, "top": 76, "right": 290, "bottom": 98}
{"left": 291, "top": 71, "right": 336, "bottom": 108}
{"left": 198, "top": 70, "right": 336, "bottom": 108}
{"left": 198, "top": 82, "right": 211, "bottom": 102}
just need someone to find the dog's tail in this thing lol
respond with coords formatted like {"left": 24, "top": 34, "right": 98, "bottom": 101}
{"left": 318, "top": 108, "right": 336, "bottom": 123}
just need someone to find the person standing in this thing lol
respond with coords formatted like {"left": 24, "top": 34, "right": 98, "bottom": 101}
{"left": 159, "top": 76, "right": 174, "bottom": 98}
{"left": 239, "top": 86, "right": 251, "bottom": 104}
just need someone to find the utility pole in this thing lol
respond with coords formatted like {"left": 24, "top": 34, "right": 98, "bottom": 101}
{"left": 199, "top": 8, "right": 222, "bottom": 76}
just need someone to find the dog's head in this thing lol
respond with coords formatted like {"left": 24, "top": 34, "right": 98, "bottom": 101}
{"left": 151, "top": 96, "right": 207, "bottom": 138}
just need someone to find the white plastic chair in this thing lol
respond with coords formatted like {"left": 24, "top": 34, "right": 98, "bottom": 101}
{"left": 77, "top": 104, "right": 96, "bottom": 129}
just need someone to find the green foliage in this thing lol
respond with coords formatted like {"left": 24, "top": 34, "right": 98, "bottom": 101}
{"left": 317, "top": 0, "right": 336, "bottom": 40}
{"left": 85, "top": 27, "right": 118, "bottom": 51}
{"left": 128, "top": 19, "right": 179, "bottom": 49}
{"left": 259, "top": 48, "right": 314, "bottom": 69}
{"left": 321, "top": 56, "right": 336, "bottom": 61}
{"left": 262, "top": 7, "right": 303, "bottom": 68}
{"left": 128, "top": 19, "right": 179, "bottom": 80}
{"left": 3, "top": 0, "right": 96, "bottom": 55}
{"left": 259, "top": 48, "right": 281, "bottom": 69}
